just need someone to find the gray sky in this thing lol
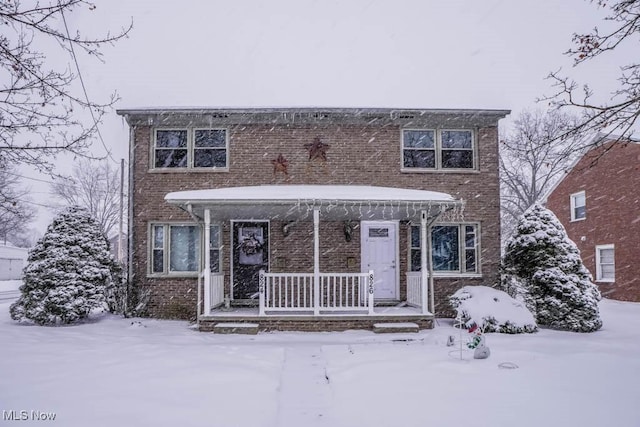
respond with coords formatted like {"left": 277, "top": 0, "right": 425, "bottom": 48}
{"left": 21, "top": 0, "right": 632, "bottom": 234}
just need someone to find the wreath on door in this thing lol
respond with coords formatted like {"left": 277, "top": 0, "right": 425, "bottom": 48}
{"left": 240, "top": 233, "right": 263, "bottom": 256}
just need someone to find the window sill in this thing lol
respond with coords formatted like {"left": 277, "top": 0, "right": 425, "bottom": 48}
{"left": 596, "top": 279, "right": 615, "bottom": 283}
{"left": 148, "top": 168, "right": 229, "bottom": 173}
{"left": 401, "top": 168, "right": 479, "bottom": 174}
{"left": 570, "top": 217, "right": 586, "bottom": 223}
{"left": 147, "top": 273, "right": 200, "bottom": 279}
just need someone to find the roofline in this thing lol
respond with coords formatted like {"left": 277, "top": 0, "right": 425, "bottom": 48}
{"left": 116, "top": 106, "right": 511, "bottom": 117}
{"left": 542, "top": 132, "right": 639, "bottom": 203}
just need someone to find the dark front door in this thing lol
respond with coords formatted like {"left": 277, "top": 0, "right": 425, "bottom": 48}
{"left": 232, "top": 221, "right": 269, "bottom": 300}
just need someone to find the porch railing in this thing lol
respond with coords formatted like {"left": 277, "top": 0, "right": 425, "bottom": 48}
{"left": 406, "top": 272, "right": 422, "bottom": 308}
{"left": 259, "top": 270, "right": 374, "bottom": 315}
{"left": 210, "top": 273, "right": 225, "bottom": 309}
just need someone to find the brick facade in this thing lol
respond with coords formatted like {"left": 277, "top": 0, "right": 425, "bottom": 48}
{"left": 118, "top": 108, "right": 507, "bottom": 320}
{"left": 546, "top": 140, "right": 640, "bottom": 302}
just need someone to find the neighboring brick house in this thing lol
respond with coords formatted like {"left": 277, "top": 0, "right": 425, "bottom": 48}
{"left": 117, "top": 107, "right": 509, "bottom": 331}
{"left": 546, "top": 138, "right": 640, "bottom": 302}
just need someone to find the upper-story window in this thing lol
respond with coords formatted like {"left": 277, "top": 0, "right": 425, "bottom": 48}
{"left": 570, "top": 191, "right": 586, "bottom": 221}
{"left": 402, "top": 129, "right": 474, "bottom": 171}
{"left": 153, "top": 128, "right": 228, "bottom": 170}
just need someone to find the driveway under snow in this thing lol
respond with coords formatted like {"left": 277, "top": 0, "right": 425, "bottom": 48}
{"left": 0, "top": 299, "right": 638, "bottom": 427}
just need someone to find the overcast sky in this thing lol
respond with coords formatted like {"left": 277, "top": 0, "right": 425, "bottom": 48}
{"left": 20, "top": 0, "right": 633, "bottom": 234}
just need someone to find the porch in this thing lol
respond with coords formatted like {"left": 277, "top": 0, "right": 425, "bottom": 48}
{"left": 165, "top": 185, "right": 462, "bottom": 331}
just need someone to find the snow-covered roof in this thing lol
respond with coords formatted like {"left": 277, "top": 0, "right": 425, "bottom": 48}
{"left": 166, "top": 185, "right": 454, "bottom": 203}
{"left": 165, "top": 185, "right": 461, "bottom": 221}
{"left": 117, "top": 107, "right": 510, "bottom": 127}
{"left": 0, "top": 244, "right": 29, "bottom": 260}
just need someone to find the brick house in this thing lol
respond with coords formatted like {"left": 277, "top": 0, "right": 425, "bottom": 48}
{"left": 546, "top": 138, "right": 640, "bottom": 302}
{"left": 116, "top": 107, "right": 509, "bottom": 331}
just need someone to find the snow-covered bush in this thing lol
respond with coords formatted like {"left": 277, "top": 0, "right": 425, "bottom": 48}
{"left": 449, "top": 286, "right": 537, "bottom": 334}
{"left": 10, "top": 206, "right": 120, "bottom": 325}
{"left": 501, "top": 203, "right": 602, "bottom": 332}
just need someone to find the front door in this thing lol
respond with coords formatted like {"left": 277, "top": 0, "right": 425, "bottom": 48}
{"left": 361, "top": 222, "right": 398, "bottom": 300}
{"left": 232, "top": 221, "right": 269, "bottom": 300}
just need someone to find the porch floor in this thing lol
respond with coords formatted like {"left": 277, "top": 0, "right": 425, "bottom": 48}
{"left": 199, "top": 305, "right": 435, "bottom": 332}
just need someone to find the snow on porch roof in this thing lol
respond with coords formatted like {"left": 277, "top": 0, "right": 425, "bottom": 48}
{"left": 165, "top": 185, "right": 454, "bottom": 203}
{"left": 165, "top": 185, "right": 461, "bottom": 221}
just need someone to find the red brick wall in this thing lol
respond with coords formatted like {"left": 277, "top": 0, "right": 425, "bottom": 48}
{"left": 128, "top": 117, "right": 503, "bottom": 319}
{"left": 546, "top": 141, "right": 640, "bottom": 302}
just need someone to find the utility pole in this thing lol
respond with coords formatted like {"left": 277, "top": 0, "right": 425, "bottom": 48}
{"left": 118, "top": 158, "right": 125, "bottom": 263}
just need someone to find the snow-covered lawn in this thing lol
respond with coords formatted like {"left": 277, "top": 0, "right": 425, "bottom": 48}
{"left": 1, "top": 298, "right": 639, "bottom": 427}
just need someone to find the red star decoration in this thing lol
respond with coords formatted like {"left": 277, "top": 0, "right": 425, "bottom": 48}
{"left": 304, "top": 137, "right": 330, "bottom": 162}
{"left": 271, "top": 153, "right": 289, "bottom": 176}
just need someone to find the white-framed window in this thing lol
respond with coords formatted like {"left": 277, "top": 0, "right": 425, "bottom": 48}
{"left": 402, "top": 129, "right": 475, "bottom": 170}
{"left": 410, "top": 223, "right": 479, "bottom": 274}
{"left": 570, "top": 191, "right": 586, "bottom": 221}
{"left": 153, "top": 128, "right": 228, "bottom": 170}
{"left": 595, "top": 244, "right": 615, "bottom": 282}
{"left": 150, "top": 223, "right": 222, "bottom": 275}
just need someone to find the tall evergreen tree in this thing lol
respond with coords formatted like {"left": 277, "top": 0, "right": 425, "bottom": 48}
{"left": 502, "top": 203, "right": 602, "bottom": 332}
{"left": 10, "top": 206, "right": 119, "bottom": 325}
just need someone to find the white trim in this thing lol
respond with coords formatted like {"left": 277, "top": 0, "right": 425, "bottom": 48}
{"left": 150, "top": 127, "right": 229, "bottom": 172}
{"left": 409, "top": 222, "right": 481, "bottom": 276}
{"left": 147, "top": 221, "right": 202, "bottom": 278}
{"left": 313, "top": 209, "right": 320, "bottom": 315}
{"left": 595, "top": 244, "right": 615, "bottom": 282}
{"left": 570, "top": 190, "right": 586, "bottom": 222}
{"left": 401, "top": 128, "right": 477, "bottom": 172}
{"left": 230, "top": 219, "right": 270, "bottom": 300}
{"left": 360, "top": 220, "right": 400, "bottom": 300}
{"left": 204, "top": 210, "right": 211, "bottom": 315}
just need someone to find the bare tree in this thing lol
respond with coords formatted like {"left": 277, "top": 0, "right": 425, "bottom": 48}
{"left": 545, "top": 0, "right": 640, "bottom": 142}
{"left": 500, "top": 110, "right": 586, "bottom": 241}
{"left": 0, "top": 1, "right": 132, "bottom": 173}
{"left": 0, "top": 162, "right": 36, "bottom": 245}
{"left": 51, "top": 159, "right": 125, "bottom": 239}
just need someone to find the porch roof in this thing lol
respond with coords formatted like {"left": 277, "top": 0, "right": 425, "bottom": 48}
{"left": 165, "top": 185, "right": 462, "bottom": 221}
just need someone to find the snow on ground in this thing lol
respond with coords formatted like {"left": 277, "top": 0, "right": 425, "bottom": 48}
{"left": 1, "top": 298, "right": 639, "bottom": 427}
{"left": 0, "top": 280, "right": 21, "bottom": 292}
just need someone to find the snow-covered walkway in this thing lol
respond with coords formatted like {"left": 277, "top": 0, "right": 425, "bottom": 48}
{"left": 275, "top": 346, "right": 333, "bottom": 426}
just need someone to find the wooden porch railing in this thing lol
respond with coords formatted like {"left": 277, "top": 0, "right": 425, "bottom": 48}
{"left": 259, "top": 270, "right": 374, "bottom": 315}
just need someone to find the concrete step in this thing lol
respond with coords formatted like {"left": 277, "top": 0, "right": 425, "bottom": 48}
{"left": 373, "top": 322, "right": 420, "bottom": 333}
{"left": 212, "top": 322, "right": 259, "bottom": 335}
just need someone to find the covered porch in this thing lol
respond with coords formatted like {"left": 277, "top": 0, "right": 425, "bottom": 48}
{"left": 164, "top": 185, "right": 462, "bottom": 329}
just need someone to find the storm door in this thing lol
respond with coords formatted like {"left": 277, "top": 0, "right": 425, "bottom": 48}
{"left": 232, "top": 221, "right": 269, "bottom": 300}
{"left": 361, "top": 221, "right": 398, "bottom": 299}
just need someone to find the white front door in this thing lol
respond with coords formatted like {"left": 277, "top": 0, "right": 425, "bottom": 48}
{"left": 361, "top": 222, "right": 398, "bottom": 300}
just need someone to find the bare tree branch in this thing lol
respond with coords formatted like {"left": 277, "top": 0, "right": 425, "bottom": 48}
{"left": 50, "top": 159, "right": 126, "bottom": 238}
{"left": 0, "top": 0, "right": 132, "bottom": 173}
{"left": 541, "top": 0, "right": 640, "bottom": 145}
{"left": 500, "top": 110, "right": 588, "bottom": 241}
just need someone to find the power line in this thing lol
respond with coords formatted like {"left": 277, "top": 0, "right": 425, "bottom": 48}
{"left": 3, "top": 170, "right": 124, "bottom": 197}
{"left": 59, "top": 5, "right": 117, "bottom": 165}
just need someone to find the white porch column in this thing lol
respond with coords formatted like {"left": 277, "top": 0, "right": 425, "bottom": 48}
{"left": 203, "top": 209, "right": 211, "bottom": 315}
{"left": 420, "top": 210, "right": 429, "bottom": 314}
{"left": 313, "top": 208, "right": 320, "bottom": 316}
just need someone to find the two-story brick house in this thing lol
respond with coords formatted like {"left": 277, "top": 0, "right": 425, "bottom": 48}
{"left": 546, "top": 137, "right": 640, "bottom": 302}
{"left": 117, "top": 107, "right": 509, "bottom": 331}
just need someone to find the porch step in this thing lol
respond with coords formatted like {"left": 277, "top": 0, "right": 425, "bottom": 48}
{"left": 373, "top": 322, "right": 420, "bottom": 333}
{"left": 212, "top": 322, "right": 259, "bottom": 335}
